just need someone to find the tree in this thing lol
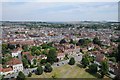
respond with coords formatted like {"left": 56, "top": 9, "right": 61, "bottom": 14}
{"left": 17, "top": 71, "right": 25, "bottom": 80}
{"left": 22, "top": 45, "right": 29, "bottom": 52}
{"left": 47, "top": 48, "right": 57, "bottom": 64}
{"left": 30, "top": 46, "right": 37, "bottom": 52}
{"left": 44, "top": 63, "right": 53, "bottom": 72}
{"left": 47, "top": 42, "right": 53, "bottom": 47}
{"left": 64, "top": 54, "right": 69, "bottom": 60}
{"left": 33, "top": 59, "right": 37, "bottom": 65}
{"left": 116, "top": 44, "right": 120, "bottom": 62}
{"left": 2, "top": 43, "right": 8, "bottom": 51}
{"left": 40, "top": 59, "right": 47, "bottom": 64}
{"left": 81, "top": 56, "right": 89, "bottom": 68}
{"left": 93, "top": 37, "right": 101, "bottom": 46}
{"left": 34, "top": 49, "right": 41, "bottom": 56}
{"left": 36, "top": 65, "right": 43, "bottom": 75}
{"left": 77, "top": 39, "right": 85, "bottom": 46}
{"left": 69, "top": 39, "right": 74, "bottom": 44}
{"left": 100, "top": 61, "right": 109, "bottom": 78}
{"left": 16, "top": 44, "right": 20, "bottom": 48}
{"left": 8, "top": 44, "right": 15, "bottom": 50}
{"left": 22, "top": 58, "right": 29, "bottom": 68}
{"left": 41, "top": 50, "right": 47, "bottom": 55}
{"left": 88, "top": 63, "right": 98, "bottom": 74}
{"left": 89, "top": 56, "right": 95, "bottom": 63}
{"left": 60, "top": 39, "right": 67, "bottom": 44}
{"left": 76, "top": 39, "right": 91, "bottom": 46}
{"left": 28, "top": 72, "right": 32, "bottom": 77}
{"left": 41, "top": 43, "right": 49, "bottom": 49}
{"left": 68, "top": 57, "right": 75, "bottom": 65}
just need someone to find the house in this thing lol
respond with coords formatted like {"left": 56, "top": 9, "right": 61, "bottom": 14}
{"left": 95, "top": 44, "right": 102, "bottom": 50}
{"left": 80, "top": 48, "right": 88, "bottom": 53}
{"left": 0, "top": 68, "right": 2, "bottom": 75}
{"left": 6, "top": 58, "right": 23, "bottom": 73}
{"left": 94, "top": 54, "right": 106, "bottom": 66}
{"left": 26, "top": 54, "right": 34, "bottom": 65}
{"left": 0, "top": 67, "right": 13, "bottom": 75}
{"left": 87, "top": 43, "right": 94, "bottom": 50}
{"left": 22, "top": 52, "right": 30, "bottom": 55}
{"left": 11, "top": 47, "right": 22, "bottom": 57}
{"left": 57, "top": 53, "right": 65, "bottom": 60}
{"left": 41, "top": 55, "right": 47, "bottom": 59}
{"left": 108, "top": 61, "right": 118, "bottom": 74}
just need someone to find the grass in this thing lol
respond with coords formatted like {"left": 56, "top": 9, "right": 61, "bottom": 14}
{"left": 28, "top": 64, "right": 103, "bottom": 78}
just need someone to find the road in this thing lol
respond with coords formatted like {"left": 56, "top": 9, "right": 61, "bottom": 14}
{"left": 4, "top": 52, "right": 83, "bottom": 78}
{"left": 53, "top": 52, "right": 83, "bottom": 67}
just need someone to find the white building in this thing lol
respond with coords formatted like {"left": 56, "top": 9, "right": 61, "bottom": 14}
{"left": 57, "top": 53, "right": 65, "bottom": 60}
{"left": 11, "top": 48, "right": 22, "bottom": 57}
{"left": 6, "top": 58, "right": 23, "bottom": 73}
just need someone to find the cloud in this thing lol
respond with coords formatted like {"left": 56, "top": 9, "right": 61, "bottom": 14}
{"left": 1, "top": 0, "right": 120, "bottom": 2}
{"left": 2, "top": 2, "right": 118, "bottom": 21}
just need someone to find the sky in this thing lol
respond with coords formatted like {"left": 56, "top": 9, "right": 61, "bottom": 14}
{"left": 1, "top": 2, "right": 118, "bottom": 22}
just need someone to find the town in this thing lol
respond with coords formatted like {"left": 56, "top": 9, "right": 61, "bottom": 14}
{"left": 0, "top": 21, "right": 120, "bottom": 79}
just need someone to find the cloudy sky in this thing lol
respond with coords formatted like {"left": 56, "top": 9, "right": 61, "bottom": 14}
{"left": 1, "top": 2, "right": 118, "bottom": 22}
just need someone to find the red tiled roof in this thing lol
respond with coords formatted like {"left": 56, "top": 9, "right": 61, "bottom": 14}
{"left": 9, "top": 40, "right": 35, "bottom": 45}
{"left": 6, "top": 58, "right": 22, "bottom": 65}
{"left": 95, "top": 54, "right": 105, "bottom": 62}
{"left": 0, "top": 67, "right": 13, "bottom": 72}
{"left": 27, "top": 54, "right": 34, "bottom": 60}
{"left": 0, "top": 68, "right": 2, "bottom": 72}
{"left": 22, "top": 52, "right": 30, "bottom": 55}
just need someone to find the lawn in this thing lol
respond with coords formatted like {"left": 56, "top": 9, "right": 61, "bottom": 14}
{"left": 29, "top": 64, "right": 100, "bottom": 78}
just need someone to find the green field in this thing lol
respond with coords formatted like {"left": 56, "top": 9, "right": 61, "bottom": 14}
{"left": 29, "top": 64, "right": 101, "bottom": 78}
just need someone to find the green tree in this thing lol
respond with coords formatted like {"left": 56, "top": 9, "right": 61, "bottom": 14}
{"left": 22, "top": 45, "right": 29, "bottom": 52}
{"left": 77, "top": 39, "right": 85, "bottom": 46}
{"left": 60, "top": 39, "right": 67, "bottom": 44}
{"left": 40, "top": 59, "right": 47, "bottom": 64}
{"left": 2, "top": 43, "right": 8, "bottom": 51}
{"left": 100, "top": 61, "right": 109, "bottom": 78}
{"left": 47, "top": 48, "right": 57, "bottom": 64}
{"left": 34, "top": 49, "right": 41, "bottom": 56}
{"left": 68, "top": 57, "right": 75, "bottom": 65}
{"left": 47, "top": 42, "right": 53, "bottom": 47}
{"left": 36, "top": 65, "right": 43, "bottom": 75}
{"left": 8, "top": 44, "right": 15, "bottom": 50}
{"left": 22, "top": 58, "right": 29, "bottom": 68}
{"left": 33, "top": 59, "right": 37, "bottom": 65}
{"left": 81, "top": 56, "right": 89, "bottom": 68}
{"left": 64, "top": 54, "right": 69, "bottom": 60}
{"left": 28, "top": 72, "right": 32, "bottom": 77}
{"left": 30, "top": 46, "right": 37, "bottom": 52}
{"left": 69, "top": 39, "right": 74, "bottom": 44}
{"left": 41, "top": 50, "right": 47, "bottom": 55}
{"left": 41, "top": 43, "right": 49, "bottom": 49}
{"left": 17, "top": 71, "right": 25, "bottom": 80}
{"left": 93, "top": 37, "right": 101, "bottom": 46}
{"left": 88, "top": 63, "right": 98, "bottom": 74}
{"left": 44, "top": 63, "right": 53, "bottom": 72}
{"left": 116, "top": 44, "right": 120, "bottom": 62}
{"left": 16, "top": 44, "right": 20, "bottom": 48}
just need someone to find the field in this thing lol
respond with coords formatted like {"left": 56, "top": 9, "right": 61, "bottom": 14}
{"left": 29, "top": 64, "right": 100, "bottom": 78}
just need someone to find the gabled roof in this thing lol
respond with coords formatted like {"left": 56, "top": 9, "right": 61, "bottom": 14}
{"left": 6, "top": 58, "right": 22, "bottom": 65}
{"left": 22, "top": 52, "right": 30, "bottom": 55}
{"left": 2, "top": 67, "right": 13, "bottom": 72}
